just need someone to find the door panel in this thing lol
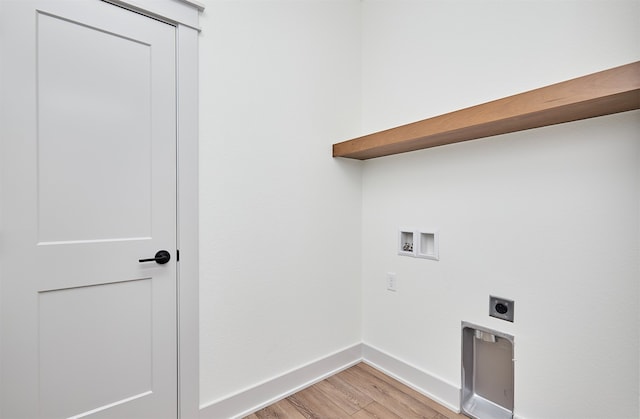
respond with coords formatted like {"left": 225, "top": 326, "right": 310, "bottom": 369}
{"left": 39, "top": 279, "right": 153, "bottom": 418}
{"left": 1, "top": 1, "right": 178, "bottom": 418}
{"left": 37, "top": 11, "right": 153, "bottom": 244}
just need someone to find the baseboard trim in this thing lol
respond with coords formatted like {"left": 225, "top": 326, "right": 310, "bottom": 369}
{"left": 199, "top": 343, "right": 362, "bottom": 419}
{"left": 362, "top": 343, "right": 461, "bottom": 413}
{"left": 199, "top": 342, "right": 463, "bottom": 418}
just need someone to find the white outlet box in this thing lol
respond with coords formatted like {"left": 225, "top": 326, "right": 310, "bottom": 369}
{"left": 386, "top": 272, "right": 397, "bottom": 291}
{"left": 398, "top": 229, "right": 416, "bottom": 257}
{"left": 417, "top": 230, "right": 439, "bottom": 260}
{"left": 398, "top": 228, "right": 439, "bottom": 260}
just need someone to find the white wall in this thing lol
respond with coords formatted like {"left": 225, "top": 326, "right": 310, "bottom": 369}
{"left": 197, "top": 0, "right": 639, "bottom": 417}
{"left": 0, "top": 0, "right": 4, "bottom": 395}
{"left": 361, "top": 1, "right": 639, "bottom": 418}
{"left": 198, "top": 0, "right": 363, "bottom": 407}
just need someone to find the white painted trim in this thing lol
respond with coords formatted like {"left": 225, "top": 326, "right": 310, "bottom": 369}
{"left": 176, "top": 0, "right": 205, "bottom": 12}
{"left": 98, "top": 1, "right": 202, "bottom": 418}
{"left": 175, "top": 23, "right": 200, "bottom": 419}
{"left": 197, "top": 343, "right": 464, "bottom": 418}
{"left": 362, "top": 343, "right": 462, "bottom": 413}
{"left": 199, "top": 344, "right": 363, "bottom": 419}
{"left": 105, "top": 0, "right": 203, "bottom": 30}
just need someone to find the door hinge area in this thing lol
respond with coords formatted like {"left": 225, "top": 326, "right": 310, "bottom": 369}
{"left": 177, "top": 249, "right": 180, "bottom": 262}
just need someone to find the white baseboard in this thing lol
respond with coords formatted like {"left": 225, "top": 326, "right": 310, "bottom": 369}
{"left": 199, "top": 342, "right": 463, "bottom": 418}
{"left": 199, "top": 343, "right": 362, "bottom": 419}
{"left": 362, "top": 343, "right": 461, "bottom": 413}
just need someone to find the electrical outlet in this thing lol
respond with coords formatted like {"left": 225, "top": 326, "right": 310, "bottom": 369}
{"left": 489, "top": 295, "right": 514, "bottom": 322}
{"left": 386, "top": 272, "right": 397, "bottom": 291}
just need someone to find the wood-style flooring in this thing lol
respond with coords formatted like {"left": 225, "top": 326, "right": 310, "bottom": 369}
{"left": 245, "top": 363, "right": 467, "bottom": 419}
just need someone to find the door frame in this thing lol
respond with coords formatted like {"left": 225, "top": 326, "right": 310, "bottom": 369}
{"left": 0, "top": 0, "right": 203, "bottom": 416}
{"left": 100, "top": 2, "right": 203, "bottom": 418}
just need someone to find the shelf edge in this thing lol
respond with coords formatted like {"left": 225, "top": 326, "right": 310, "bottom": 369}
{"left": 333, "top": 61, "right": 640, "bottom": 160}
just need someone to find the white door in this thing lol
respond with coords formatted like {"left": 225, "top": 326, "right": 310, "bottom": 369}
{"left": 0, "top": 1, "right": 178, "bottom": 418}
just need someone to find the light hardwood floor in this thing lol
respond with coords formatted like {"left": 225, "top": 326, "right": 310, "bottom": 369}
{"left": 244, "top": 363, "right": 467, "bottom": 419}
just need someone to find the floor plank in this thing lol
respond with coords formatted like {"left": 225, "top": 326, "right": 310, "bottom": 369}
{"left": 325, "top": 373, "right": 374, "bottom": 409}
{"left": 357, "top": 363, "right": 466, "bottom": 419}
{"left": 339, "top": 365, "right": 440, "bottom": 418}
{"left": 247, "top": 363, "right": 465, "bottom": 419}
{"left": 351, "top": 401, "right": 403, "bottom": 419}
{"left": 312, "top": 378, "right": 371, "bottom": 415}
{"left": 254, "top": 399, "right": 307, "bottom": 419}
{"left": 287, "top": 385, "right": 351, "bottom": 418}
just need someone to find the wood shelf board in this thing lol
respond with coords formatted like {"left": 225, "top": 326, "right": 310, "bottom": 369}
{"left": 333, "top": 61, "right": 640, "bottom": 160}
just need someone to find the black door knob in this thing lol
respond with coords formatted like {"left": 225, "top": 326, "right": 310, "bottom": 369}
{"left": 139, "top": 250, "right": 171, "bottom": 264}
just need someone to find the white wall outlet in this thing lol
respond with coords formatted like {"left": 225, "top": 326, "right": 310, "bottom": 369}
{"left": 386, "top": 272, "right": 397, "bottom": 291}
{"left": 417, "top": 230, "right": 439, "bottom": 260}
{"left": 398, "top": 229, "right": 417, "bottom": 257}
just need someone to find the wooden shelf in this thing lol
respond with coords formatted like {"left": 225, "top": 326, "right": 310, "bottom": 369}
{"left": 333, "top": 61, "right": 640, "bottom": 160}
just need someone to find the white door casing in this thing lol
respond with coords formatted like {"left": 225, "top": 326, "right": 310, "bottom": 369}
{"left": 0, "top": 0, "right": 202, "bottom": 417}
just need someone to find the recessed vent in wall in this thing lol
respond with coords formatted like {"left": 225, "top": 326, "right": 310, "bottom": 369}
{"left": 462, "top": 322, "right": 515, "bottom": 419}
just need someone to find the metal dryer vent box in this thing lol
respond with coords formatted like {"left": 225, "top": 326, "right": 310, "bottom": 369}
{"left": 461, "top": 322, "right": 515, "bottom": 419}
